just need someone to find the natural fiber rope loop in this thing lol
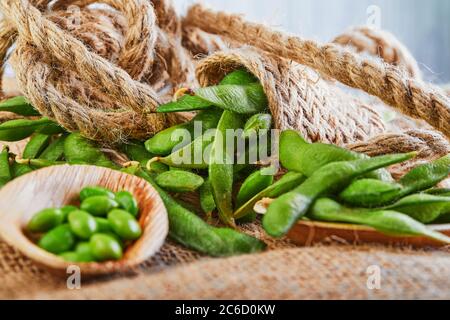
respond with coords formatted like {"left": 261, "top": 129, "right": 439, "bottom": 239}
{"left": 184, "top": 4, "right": 450, "bottom": 139}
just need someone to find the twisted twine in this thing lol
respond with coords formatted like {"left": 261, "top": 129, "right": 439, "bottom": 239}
{"left": 185, "top": 4, "right": 450, "bottom": 140}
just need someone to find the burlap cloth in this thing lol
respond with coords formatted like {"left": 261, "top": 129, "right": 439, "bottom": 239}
{"left": 2, "top": 220, "right": 450, "bottom": 300}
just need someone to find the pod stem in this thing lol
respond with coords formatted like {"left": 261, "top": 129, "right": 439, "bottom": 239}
{"left": 146, "top": 157, "right": 162, "bottom": 171}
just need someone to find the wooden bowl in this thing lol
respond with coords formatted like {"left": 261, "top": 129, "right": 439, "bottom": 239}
{"left": 0, "top": 165, "right": 169, "bottom": 275}
{"left": 288, "top": 221, "right": 450, "bottom": 248}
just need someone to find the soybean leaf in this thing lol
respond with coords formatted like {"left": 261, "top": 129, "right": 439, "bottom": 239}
{"left": 0, "top": 118, "right": 54, "bottom": 141}
{"left": 157, "top": 95, "right": 212, "bottom": 113}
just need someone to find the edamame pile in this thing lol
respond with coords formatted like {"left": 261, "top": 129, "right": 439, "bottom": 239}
{"left": 27, "top": 186, "right": 141, "bottom": 262}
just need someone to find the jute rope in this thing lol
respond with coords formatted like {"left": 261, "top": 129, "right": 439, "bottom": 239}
{"left": 184, "top": 4, "right": 450, "bottom": 139}
{"left": 197, "top": 48, "right": 385, "bottom": 145}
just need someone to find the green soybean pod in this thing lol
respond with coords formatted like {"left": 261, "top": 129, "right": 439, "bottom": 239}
{"left": 75, "top": 242, "right": 96, "bottom": 262}
{"left": 90, "top": 234, "right": 123, "bottom": 261}
{"left": 107, "top": 209, "right": 142, "bottom": 240}
{"left": 37, "top": 121, "right": 66, "bottom": 135}
{"left": 309, "top": 198, "right": 450, "bottom": 244}
{"left": 209, "top": 111, "right": 245, "bottom": 227}
{"left": 27, "top": 208, "right": 64, "bottom": 232}
{"left": 79, "top": 186, "right": 115, "bottom": 202}
{"left": 242, "top": 113, "right": 272, "bottom": 139}
{"left": 68, "top": 210, "right": 98, "bottom": 239}
{"left": 23, "top": 133, "right": 52, "bottom": 159}
{"left": 64, "top": 133, "right": 118, "bottom": 169}
{"left": 0, "top": 96, "right": 40, "bottom": 116}
{"left": 425, "top": 188, "right": 450, "bottom": 197}
{"left": 0, "top": 118, "right": 53, "bottom": 142}
{"left": 236, "top": 168, "right": 274, "bottom": 208}
{"left": 263, "top": 153, "right": 416, "bottom": 237}
{"left": 39, "top": 135, "right": 67, "bottom": 161}
{"left": 11, "top": 162, "right": 33, "bottom": 178}
{"left": 145, "top": 108, "right": 222, "bottom": 156}
{"left": 115, "top": 191, "right": 139, "bottom": 217}
{"left": 38, "top": 224, "right": 76, "bottom": 254}
{"left": 339, "top": 179, "right": 403, "bottom": 208}
{"left": 80, "top": 195, "right": 119, "bottom": 216}
{"left": 199, "top": 178, "right": 216, "bottom": 216}
{"left": 16, "top": 158, "right": 65, "bottom": 170}
{"left": 121, "top": 141, "right": 154, "bottom": 166}
{"left": 155, "top": 170, "right": 204, "bottom": 193}
{"left": 384, "top": 194, "right": 450, "bottom": 224}
{"left": 0, "top": 146, "right": 12, "bottom": 188}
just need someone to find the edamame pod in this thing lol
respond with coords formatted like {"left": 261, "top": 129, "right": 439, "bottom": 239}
{"left": 90, "top": 234, "right": 123, "bottom": 261}
{"left": 38, "top": 224, "right": 76, "bottom": 254}
{"left": 145, "top": 108, "right": 222, "bottom": 156}
{"left": 16, "top": 158, "right": 65, "bottom": 170}
{"left": 79, "top": 186, "right": 115, "bottom": 202}
{"left": 209, "top": 111, "right": 245, "bottom": 227}
{"left": 0, "top": 96, "right": 40, "bottom": 116}
{"left": 11, "top": 162, "right": 33, "bottom": 178}
{"left": 155, "top": 171, "right": 204, "bottom": 193}
{"left": 339, "top": 179, "right": 403, "bottom": 208}
{"left": 263, "top": 152, "right": 416, "bottom": 237}
{"left": 107, "top": 209, "right": 142, "bottom": 240}
{"left": 115, "top": 191, "right": 139, "bottom": 217}
{"left": 27, "top": 208, "right": 64, "bottom": 232}
{"left": 0, "top": 118, "right": 53, "bottom": 141}
{"left": 23, "top": 133, "right": 51, "bottom": 159}
{"left": 121, "top": 141, "right": 154, "bottom": 166}
{"left": 39, "top": 135, "right": 66, "bottom": 161}
{"left": 279, "top": 130, "right": 393, "bottom": 181}
{"left": 242, "top": 113, "right": 272, "bottom": 139}
{"left": 425, "top": 188, "right": 450, "bottom": 197}
{"left": 236, "top": 168, "right": 274, "bottom": 208}
{"left": 68, "top": 210, "right": 98, "bottom": 239}
{"left": 80, "top": 195, "right": 119, "bottom": 216}
{"left": 309, "top": 198, "right": 450, "bottom": 244}
{"left": 199, "top": 178, "right": 216, "bottom": 216}
{"left": 0, "top": 146, "right": 12, "bottom": 188}
{"left": 64, "top": 133, "right": 118, "bottom": 169}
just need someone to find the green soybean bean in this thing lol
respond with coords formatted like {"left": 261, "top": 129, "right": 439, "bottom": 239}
{"left": 0, "top": 146, "right": 12, "bottom": 187}
{"left": 11, "top": 161, "right": 33, "bottom": 178}
{"left": 64, "top": 133, "right": 118, "bottom": 168}
{"left": 95, "top": 217, "right": 112, "bottom": 233}
{"left": 27, "top": 208, "right": 64, "bottom": 232}
{"left": 384, "top": 194, "right": 450, "bottom": 224}
{"left": 23, "top": 134, "right": 51, "bottom": 159}
{"left": 209, "top": 111, "right": 245, "bottom": 227}
{"left": 80, "top": 196, "right": 119, "bottom": 216}
{"left": 242, "top": 113, "right": 272, "bottom": 139}
{"left": 121, "top": 141, "right": 154, "bottom": 166}
{"left": 90, "top": 234, "right": 123, "bottom": 261}
{"left": 199, "top": 178, "right": 216, "bottom": 216}
{"left": 0, "top": 118, "right": 53, "bottom": 142}
{"left": 263, "top": 152, "right": 416, "bottom": 237}
{"left": 145, "top": 108, "right": 222, "bottom": 156}
{"left": 39, "top": 135, "right": 67, "bottom": 161}
{"left": 236, "top": 168, "right": 274, "bottom": 208}
{"left": 124, "top": 165, "right": 266, "bottom": 256}
{"left": 340, "top": 154, "right": 450, "bottom": 207}
{"left": 38, "top": 224, "right": 76, "bottom": 254}
{"left": 68, "top": 210, "right": 98, "bottom": 239}
{"left": 107, "top": 209, "right": 142, "bottom": 240}
{"left": 75, "top": 242, "right": 96, "bottom": 262}
{"left": 234, "top": 172, "right": 306, "bottom": 219}
{"left": 0, "top": 96, "right": 40, "bottom": 116}
{"left": 279, "top": 130, "right": 393, "bottom": 181}
{"left": 339, "top": 179, "right": 403, "bottom": 208}
{"left": 61, "top": 205, "right": 78, "bottom": 222}
{"left": 309, "top": 198, "right": 450, "bottom": 244}
{"left": 59, "top": 252, "right": 80, "bottom": 262}
{"left": 79, "top": 186, "right": 115, "bottom": 202}
{"left": 115, "top": 191, "right": 139, "bottom": 217}
{"left": 155, "top": 171, "right": 204, "bottom": 193}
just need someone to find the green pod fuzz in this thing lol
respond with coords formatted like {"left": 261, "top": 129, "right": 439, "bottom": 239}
{"left": 64, "top": 133, "right": 117, "bottom": 168}
{"left": 27, "top": 208, "right": 64, "bottom": 233}
{"left": 236, "top": 168, "right": 275, "bottom": 208}
{"left": 309, "top": 198, "right": 450, "bottom": 244}
{"left": 115, "top": 191, "right": 139, "bottom": 217}
{"left": 60, "top": 205, "right": 78, "bottom": 222}
{"left": 107, "top": 209, "right": 142, "bottom": 240}
{"left": 39, "top": 135, "right": 67, "bottom": 161}
{"left": 59, "top": 252, "right": 80, "bottom": 262}
{"left": 0, "top": 96, "right": 40, "bottom": 116}
{"left": 0, "top": 118, "right": 53, "bottom": 142}
{"left": 68, "top": 210, "right": 98, "bottom": 239}
{"left": 384, "top": 194, "right": 450, "bottom": 224}
{"left": 80, "top": 196, "right": 119, "bottom": 216}
{"left": 38, "top": 224, "right": 76, "bottom": 254}
{"left": 339, "top": 179, "right": 403, "bottom": 208}
{"left": 79, "top": 186, "right": 115, "bottom": 202}
{"left": 95, "top": 217, "right": 112, "bottom": 233}
{"left": 0, "top": 146, "right": 12, "bottom": 188}
{"left": 242, "top": 113, "right": 272, "bottom": 139}
{"left": 75, "top": 242, "right": 97, "bottom": 262}
{"left": 199, "top": 178, "right": 216, "bottom": 216}
{"left": 155, "top": 171, "right": 205, "bottom": 193}
{"left": 90, "top": 234, "right": 123, "bottom": 261}
{"left": 23, "top": 133, "right": 52, "bottom": 159}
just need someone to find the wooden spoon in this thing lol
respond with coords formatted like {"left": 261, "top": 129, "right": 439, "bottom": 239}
{"left": 0, "top": 165, "right": 168, "bottom": 275}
